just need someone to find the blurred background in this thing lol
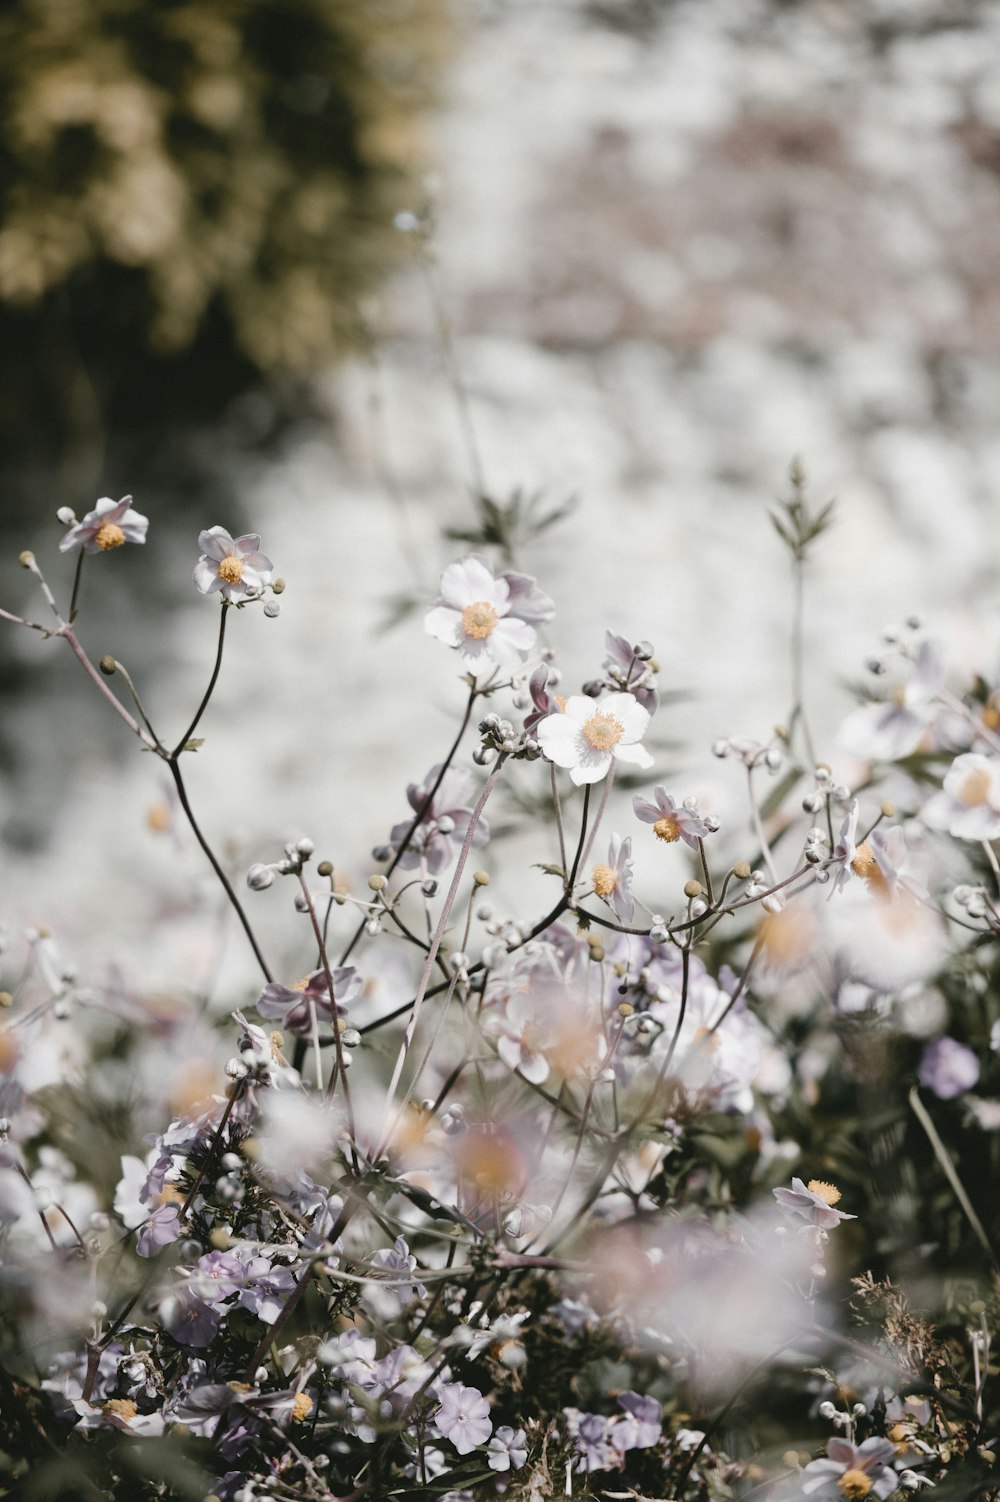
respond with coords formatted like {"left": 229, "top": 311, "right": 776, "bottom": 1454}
{"left": 3, "top": 0, "right": 1000, "bottom": 1001}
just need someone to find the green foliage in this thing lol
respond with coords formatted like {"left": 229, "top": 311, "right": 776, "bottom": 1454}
{"left": 769, "top": 456, "right": 836, "bottom": 564}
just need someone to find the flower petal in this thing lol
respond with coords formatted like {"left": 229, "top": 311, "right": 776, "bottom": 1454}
{"left": 424, "top": 605, "right": 463, "bottom": 647}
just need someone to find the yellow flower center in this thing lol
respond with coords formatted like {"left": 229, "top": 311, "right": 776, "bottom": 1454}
{"left": 292, "top": 976, "right": 312, "bottom": 991}
{"left": 982, "top": 705, "right": 1000, "bottom": 732}
{"left": 653, "top": 815, "right": 681, "bottom": 842}
{"left": 461, "top": 600, "right": 498, "bottom": 639}
{"left": 958, "top": 766, "right": 992, "bottom": 807}
{"left": 582, "top": 711, "right": 624, "bottom": 752}
{"left": 838, "top": 1470, "right": 873, "bottom": 1499}
{"left": 217, "top": 555, "right": 245, "bottom": 585}
{"left": 850, "top": 841, "right": 879, "bottom": 879}
{"left": 291, "top": 1393, "right": 314, "bottom": 1422}
{"left": 103, "top": 1398, "right": 138, "bottom": 1421}
{"left": 593, "top": 863, "right": 616, "bottom": 896}
{"left": 807, "top": 1179, "right": 841, "bottom": 1206}
{"left": 157, "top": 1183, "right": 185, "bottom": 1206}
{"left": 95, "top": 521, "right": 126, "bottom": 550}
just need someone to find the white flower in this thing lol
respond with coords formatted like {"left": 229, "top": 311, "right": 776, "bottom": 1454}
{"left": 772, "top": 1177, "right": 857, "bottom": 1230}
{"left": 424, "top": 556, "right": 549, "bottom": 675}
{"left": 59, "top": 495, "right": 148, "bottom": 554}
{"left": 538, "top": 693, "right": 652, "bottom": 786}
{"left": 193, "top": 527, "right": 273, "bottom": 602}
{"left": 922, "top": 752, "right": 1000, "bottom": 841}
{"left": 592, "top": 833, "right": 635, "bottom": 924}
{"left": 839, "top": 640, "right": 943, "bottom": 761}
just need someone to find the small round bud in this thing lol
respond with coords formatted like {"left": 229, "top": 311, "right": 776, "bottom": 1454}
{"left": 364, "top": 918, "right": 382, "bottom": 936}
{"left": 703, "top": 814, "right": 720, "bottom": 833}
{"left": 733, "top": 860, "right": 752, "bottom": 880}
{"left": 367, "top": 874, "right": 387, "bottom": 891}
{"left": 53, "top": 998, "right": 71, "bottom": 1020}
{"left": 99, "top": 656, "right": 117, "bottom": 676}
{"left": 617, "top": 1001, "right": 635, "bottom": 1018}
{"left": 263, "top": 601, "right": 280, "bottom": 618}
{"left": 435, "top": 814, "right": 455, "bottom": 836}
{"left": 421, "top": 878, "right": 438, "bottom": 897}
{"left": 882, "top": 623, "right": 902, "bottom": 644}
{"left": 952, "top": 884, "right": 973, "bottom": 907}
{"left": 18, "top": 550, "right": 35, "bottom": 569}
{"left": 271, "top": 578, "right": 286, "bottom": 595}
{"left": 690, "top": 897, "right": 708, "bottom": 918}
{"left": 371, "top": 844, "right": 393, "bottom": 862}
{"left": 225, "top": 1057, "right": 248, "bottom": 1079}
{"left": 711, "top": 739, "right": 729, "bottom": 758}
{"left": 804, "top": 845, "right": 823, "bottom": 864}
{"left": 635, "top": 640, "right": 654, "bottom": 661}
{"left": 341, "top": 1027, "right": 361, "bottom": 1048}
{"left": 582, "top": 679, "right": 603, "bottom": 697}
{"left": 221, "top": 1153, "right": 242, "bottom": 1171}
{"left": 802, "top": 791, "right": 824, "bottom": 813}
{"left": 56, "top": 507, "right": 77, "bottom": 526}
{"left": 512, "top": 692, "right": 529, "bottom": 709}
{"left": 866, "top": 657, "right": 886, "bottom": 675}
{"left": 90, "top": 1211, "right": 109, "bottom": 1231}
{"left": 905, "top": 614, "right": 921, "bottom": 630}
{"left": 246, "top": 863, "right": 274, "bottom": 890}
{"left": 764, "top": 747, "right": 783, "bottom": 772}
{"left": 761, "top": 895, "right": 783, "bottom": 915}
{"left": 317, "top": 860, "right": 333, "bottom": 877}
{"left": 852, "top": 1403, "right": 867, "bottom": 1417}
{"left": 880, "top": 800, "right": 896, "bottom": 818}
{"left": 472, "top": 746, "right": 490, "bottom": 766}
{"left": 588, "top": 943, "right": 605, "bottom": 962}
{"left": 449, "top": 951, "right": 468, "bottom": 972}
{"left": 472, "top": 870, "right": 490, "bottom": 886}
{"left": 814, "top": 866, "right": 831, "bottom": 884}
{"left": 818, "top": 1401, "right": 837, "bottom": 1420}
{"left": 295, "top": 837, "right": 314, "bottom": 858}
{"left": 0, "top": 992, "right": 12, "bottom": 1008}
{"left": 293, "top": 892, "right": 309, "bottom": 913}
{"left": 814, "top": 764, "right": 831, "bottom": 782}
{"left": 683, "top": 880, "right": 703, "bottom": 899}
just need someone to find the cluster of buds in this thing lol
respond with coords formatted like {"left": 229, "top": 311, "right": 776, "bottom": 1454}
{"left": 473, "top": 712, "right": 541, "bottom": 765}
{"left": 865, "top": 614, "right": 924, "bottom": 675}
{"left": 582, "top": 633, "right": 659, "bottom": 712}
{"left": 245, "top": 837, "right": 316, "bottom": 891}
{"left": 802, "top": 764, "right": 852, "bottom": 813}
{"left": 711, "top": 734, "right": 784, "bottom": 773}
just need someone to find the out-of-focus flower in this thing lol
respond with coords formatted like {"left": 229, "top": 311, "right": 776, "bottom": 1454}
{"left": 801, "top": 1437, "right": 899, "bottom": 1499}
{"left": 389, "top": 764, "right": 489, "bottom": 874}
{"left": 632, "top": 787, "right": 709, "bottom": 849}
{"left": 538, "top": 693, "right": 652, "bottom": 785}
{"left": 59, "top": 495, "right": 148, "bottom": 554}
{"left": 840, "top": 641, "right": 943, "bottom": 761}
{"left": 593, "top": 833, "right": 635, "bottom": 924}
{"left": 568, "top": 1411, "right": 616, "bottom": 1473}
{"left": 773, "top": 1177, "right": 857, "bottom": 1230}
{"left": 136, "top": 1203, "right": 183, "bottom": 1258}
{"left": 256, "top": 965, "right": 361, "bottom": 1035}
{"left": 922, "top": 753, "right": 1000, "bottom": 841}
{"left": 435, "top": 1382, "right": 492, "bottom": 1454}
{"left": 487, "top": 1425, "right": 528, "bottom": 1471}
{"left": 917, "top": 1037, "right": 980, "bottom": 1100}
{"left": 193, "top": 527, "right": 273, "bottom": 603}
{"left": 424, "top": 556, "right": 551, "bottom": 675}
{"left": 611, "top": 1391, "right": 662, "bottom": 1453}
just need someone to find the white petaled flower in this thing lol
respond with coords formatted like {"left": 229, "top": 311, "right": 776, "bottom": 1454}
{"left": 538, "top": 693, "right": 652, "bottom": 786}
{"left": 772, "top": 1177, "right": 857, "bottom": 1230}
{"left": 632, "top": 787, "right": 709, "bottom": 850}
{"left": 424, "top": 556, "right": 552, "bottom": 675}
{"left": 59, "top": 495, "right": 148, "bottom": 554}
{"left": 839, "top": 640, "right": 943, "bottom": 762}
{"left": 800, "top": 1437, "right": 899, "bottom": 1499}
{"left": 592, "top": 833, "right": 635, "bottom": 924}
{"left": 922, "top": 753, "right": 1000, "bottom": 841}
{"left": 194, "top": 527, "right": 273, "bottom": 603}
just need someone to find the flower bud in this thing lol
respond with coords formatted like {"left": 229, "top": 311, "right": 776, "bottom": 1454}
{"left": 421, "top": 878, "right": 438, "bottom": 897}
{"left": 683, "top": 880, "right": 703, "bottom": 899}
{"left": 295, "top": 837, "right": 314, "bottom": 858}
{"left": 99, "top": 656, "right": 117, "bottom": 676}
{"left": 435, "top": 814, "right": 455, "bottom": 835}
{"left": 18, "top": 550, "right": 35, "bottom": 569}
{"left": 271, "top": 578, "right": 286, "bottom": 595}
{"left": 263, "top": 601, "right": 280, "bottom": 618}
{"left": 761, "top": 895, "right": 783, "bottom": 915}
{"left": 246, "top": 864, "right": 274, "bottom": 891}
{"left": 56, "top": 507, "right": 77, "bottom": 526}
{"left": 711, "top": 739, "right": 729, "bottom": 758}
{"left": 364, "top": 918, "right": 382, "bottom": 936}
{"left": 880, "top": 800, "right": 896, "bottom": 818}
{"left": 473, "top": 870, "right": 490, "bottom": 886}
{"left": 367, "top": 874, "right": 387, "bottom": 891}
{"left": 733, "top": 861, "right": 751, "bottom": 880}
{"left": 317, "top": 860, "right": 333, "bottom": 877}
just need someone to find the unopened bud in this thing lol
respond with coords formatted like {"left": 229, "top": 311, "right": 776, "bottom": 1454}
{"left": 588, "top": 943, "right": 605, "bottom": 962}
{"left": 246, "top": 864, "right": 274, "bottom": 891}
{"left": 295, "top": 837, "right": 314, "bottom": 858}
{"left": 99, "top": 656, "right": 117, "bottom": 675}
{"left": 880, "top": 800, "right": 896, "bottom": 818}
{"left": 56, "top": 507, "right": 77, "bottom": 526}
{"left": 18, "top": 551, "right": 35, "bottom": 569}
{"left": 263, "top": 600, "right": 280, "bottom": 618}
{"left": 421, "top": 878, "right": 438, "bottom": 897}
{"left": 317, "top": 861, "right": 333, "bottom": 877}
{"left": 367, "top": 874, "right": 387, "bottom": 891}
{"left": 761, "top": 895, "right": 783, "bottom": 915}
{"left": 0, "top": 992, "right": 12, "bottom": 1009}
{"left": 733, "top": 861, "right": 751, "bottom": 880}
{"left": 271, "top": 578, "right": 286, "bottom": 595}
{"left": 683, "top": 880, "right": 703, "bottom": 899}
{"left": 472, "top": 870, "right": 490, "bottom": 886}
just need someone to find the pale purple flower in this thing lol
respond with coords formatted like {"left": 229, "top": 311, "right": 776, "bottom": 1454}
{"left": 772, "top": 1177, "right": 857, "bottom": 1230}
{"left": 922, "top": 753, "right": 1000, "bottom": 841}
{"left": 829, "top": 800, "right": 862, "bottom": 896}
{"left": 603, "top": 630, "right": 659, "bottom": 713}
{"left": 136, "top": 1203, "right": 183, "bottom": 1258}
{"left": 435, "top": 1382, "right": 492, "bottom": 1454}
{"left": 571, "top": 1412, "right": 616, "bottom": 1473}
{"left": 840, "top": 640, "right": 944, "bottom": 761}
{"left": 159, "top": 1286, "right": 221, "bottom": 1347}
{"left": 632, "top": 787, "right": 709, "bottom": 850}
{"left": 523, "top": 662, "right": 559, "bottom": 732}
{"left": 538, "top": 692, "right": 652, "bottom": 786}
{"left": 425, "top": 556, "right": 552, "bottom": 675}
{"left": 487, "top": 1425, "right": 528, "bottom": 1471}
{"left": 193, "top": 526, "right": 273, "bottom": 603}
{"left": 238, "top": 1257, "right": 298, "bottom": 1324}
{"left": 256, "top": 964, "right": 361, "bottom": 1035}
{"left": 918, "top": 1037, "right": 980, "bottom": 1100}
{"left": 189, "top": 1250, "right": 249, "bottom": 1307}
{"left": 59, "top": 495, "right": 149, "bottom": 554}
{"left": 593, "top": 833, "right": 635, "bottom": 924}
{"left": 389, "top": 764, "right": 489, "bottom": 874}
{"left": 801, "top": 1437, "right": 899, "bottom": 1499}
{"left": 613, "top": 1391, "right": 661, "bottom": 1452}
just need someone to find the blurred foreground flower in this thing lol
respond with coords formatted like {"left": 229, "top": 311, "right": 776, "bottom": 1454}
{"left": 801, "top": 1437, "right": 899, "bottom": 1499}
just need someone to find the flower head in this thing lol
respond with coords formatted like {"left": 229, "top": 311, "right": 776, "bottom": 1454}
{"left": 425, "top": 556, "right": 553, "bottom": 676}
{"left": 603, "top": 630, "right": 659, "bottom": 713}
{"left": 59, "top": 496, "right": 148, "bottom": 554}
{"left": 918, "top": 1036, "right": 980, "bottom": 1100}
{"left": 632, "top": 787, "right": 709, "bottom": 849}
{"left": 194, "top": 527, "right": 273, "bottom": 603}
{"left": 389, "top": 764, "right": 489, "bottom": 874}
{"left": 256, "top": 966, "right": 361, "bottom": 1036}
{"left": 839, "top": 640, "right": 944, "bottom": 761}
{"left": 538, "top": 692, "right": 652, "bottom": 785}
{"left": 434, "top": 1382, "right": 492, "bottom": 1454}
{"left": 487, "top": 1424, "right": 528, "bottom": 1472}
{"left": 801, "top": 1438, "right": 899, "bottom": 1500}
{"left": 772, "top": 1177, "right": 857, "bottom": 1230}
{"left": 923, "top": 753, "right": 1000, "bottom": 841}
{"left": 592, "top": 833, "right": 635, "bottom": 924}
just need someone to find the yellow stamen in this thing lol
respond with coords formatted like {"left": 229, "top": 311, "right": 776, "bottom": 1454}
{"left": 838, "top": 1470, "right": 873, "bottom": 1499}
{"left": 157, "top": 1183, "right": 185, "bottom": 1206}
{"left": 653, "top": 815, "right": 681, "bottom": 842}
{"left": 582, "top": 711, "right": 624, "bottom": 753}
{"left": 103, "top": 1398, "right": 138, "bottom": 1421}
{"left": 217, "top": 555, "right": 245, "bottom": 585}
{"left": 958, "top": 767, "right": 992, "bottom": 807}
{"left": 460, "top": 600, "right": 498, "bottom": 639}
{"left": 850, "top": 841, "right": 879, "bottom": 880}
{"left": 291, "top": 976, "right": 312, "bottom": 991}
{"left": 593, "top": 863, "right": 616, "bottom": 897}
{"left": 807, "top": 1179, "right": 841, "bottom": 1206}
{"left": 291, "top": 1393, "right": 314, "bottom": 1422}
{"left": 95, "top": 521, "right": 126, "bottom": 550}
